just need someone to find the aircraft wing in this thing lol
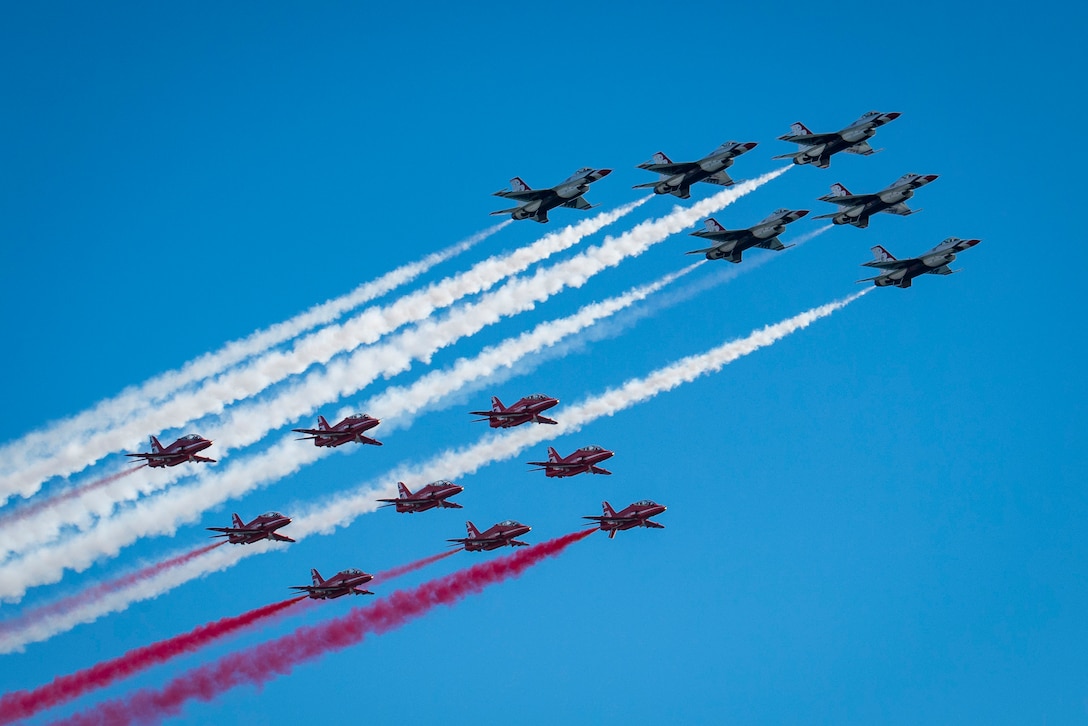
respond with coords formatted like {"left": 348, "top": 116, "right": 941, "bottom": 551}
{"left": 291, "top": 427, "right": 334, "bottom": 436}
{"left": 493, "top": 189, "right": 555, "bottom": 202}
{"left": 638, "top": 161, "right": 699, "bottom": 175}
{"left": 561, "top": 196, "right": 594, "bottom": 210}
{"left": 207, "top": 526, "right": 262, "bottom": 535}
{"left": 883, "top": 202, "right": 917, "bottom": 216}
{"left": 755, "top": 237, "right": 791, "bottom": 251}
{"left": 526, "top": 461, "right": 586, "bottom": 468}
{"left": 191, "top": 456, "right": 216, "bottom": 463}
{"left": 777, "top": 131, "right": 843, "bottom": 146}
{"left": 930, "top": 264, "right": 955, "bottom": 275}
{"left": 643, "top": 521, "right": 665, "bottom": 529}
{"left": 843, "top": 140, "right": 877, "bottom": 155}
{"left": 692, "top": 229, "right": 748, "bottom": 243}
{"left": 863, "top": 257, "right": 916, "bottom": 270}
{"left": 820, "top": 193, "right": 879, "bottom": 206}
{"left": 702, "top": 171, "right": 734, "bottom": 186}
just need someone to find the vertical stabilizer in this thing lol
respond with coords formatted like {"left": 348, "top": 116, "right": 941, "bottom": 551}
{"left": 231, "top": 513, "right": 244, "bottom": 529}
{"left": 510, "top": 176, "right": 531, "bottom": 192}
{"left": 490, "top": 396, "right": 505, "bottom": 412}
{"left": 465, "top": 521, "right": 481, "bottom": 538}
{"left": 397, "top": 482, "right": 412, "bottom": 499}
{"left": 310, "top": 569, "right": 324, "bottom": 586}
{"left": 871, "top": 245, "right": 896, "bottom": 262}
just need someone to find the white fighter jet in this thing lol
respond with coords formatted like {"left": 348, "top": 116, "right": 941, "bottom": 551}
{"left": 858, "top": 238, "right": 981, "bottom": 288}
{"left": 491, "top": 167, "right": 612, "bottom": 224}
{"left": 774, "top": 111, "right": 900, "bottom": 168}
{"left": 686, "top": 208, "right": 809, "bottom": 263}
{"left": 814, "top": 173, "right": 938, "bottom": 229}
{"left": 633, "top": 141, "right": 758, "bottom": 199}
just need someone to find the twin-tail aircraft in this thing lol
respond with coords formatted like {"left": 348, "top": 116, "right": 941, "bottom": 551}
{"left": 814, "top": 174, "right": 938, "bottom": 229}
{"left": 448, "top": 520, "right": 532, "bottom": 551}
{"left": 686, "top": 209, "right": 809, "bottom": 263}
{"left": 125, "top": 434, "right": 215, "bottom": 468}
{"left": 527, "top": 445, "right": 614, "bottom": 478}
{"left": 207, "top": 512, "right": 295, "bottom": 545}
{"left": 633, "top": 141, "right": 758, "bottom": 198}
{"left": 773, "top": 111, "right": 901, "bottom": 168}
{"left": 292, "top": 414, "right": 382, "bottom": 447}
{"left": 858, "top": 237, "right": 981, "bottom": 288}
{"left": 377, "top": 480, "right": 464, "bottom": 513}
{"left": 491, "top": 167, "right": 612, "bottom": 224}
{"left": 290, "top": 568, "right": 374, "bottom": 599}
{"left": 469, "top": 394, "right": 559, "bottom": 428}
{"left": 583, "top": 500, "right": 667, "bottom": 539}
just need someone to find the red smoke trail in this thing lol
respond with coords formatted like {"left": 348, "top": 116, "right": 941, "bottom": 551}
{"left": 0, "top": 597, "right": 306, "bottom": 725}
{"left": 0, "top": 543, "right": 223, "bottom": 638}
{"left": 60, "top": 529, "right": 593, "bottom": 726}
{"left": 376, "top": 549, "right": 457, "bottom": 581}
{"left": 0, "top": 465, "right": 146, "bottom": 526}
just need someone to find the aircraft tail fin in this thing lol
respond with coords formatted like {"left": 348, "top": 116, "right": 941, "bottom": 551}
{"left": 602, "top": 501, "right": 617, "bottom": 518}
{"left": 231, "top": 513, "right": 244, "bottom": 529}
{"left": 465, "top": 521, "right": 481, "bottom": 539}
{"left": 789, "top": 121, "right": 813, "bottom": 136}
{"left": 317, "top": 415, "right": 330, "bottom": 431}
{"left": 829, "top": 182, "right": 852, "bottom": 197}
{"left": 510, "top": 176, "right": 531, "bottom": 192}
{"left": 703, "top": 218, "right": 726, "bottom": 233}
{"left": 490, "top": 396, "right": 505, "bottom": 412}
{"left": 871, "top": 245, "right": 897, "bottom": 262}
{"left": 310, "top": 568, "right": 323, "bottom": 586}
{"left": 397, "top": 481, "right": 412, "bottom": 499}
{"left": 149, "top": 435, "right": 164, "bottom": 453}
{"left": 547, "top": 446, "right": 561, "bottom": 463}
{"left": 649, "top": 151, "right": 672, "bottom": 165}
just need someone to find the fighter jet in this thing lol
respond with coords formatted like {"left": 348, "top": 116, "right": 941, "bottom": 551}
{"left": 686, "top": 209, "right": 809, "bottom": 263}
{"left": 469, "top": 394, "right": 559, "bottom": 428}
{"left": 527, "top": 445, "right": 613, "bottom": 478}
{"left": 491, "top": 167, "right": 612, "bottom": 224}
{"left": 773, "top": 111, "right": 901, "bottom": 169}
{"left": 448, "top": 520, "right": 532, "bottom": 552}
{"left": 857, "top": 238, "right": 981, "bottom": 288}
{"left": 814, "top": 174, "right": 938, "bottom": 229}
{"left": 125, "top": 434, "right": 215, "bottom": 468}
{"left": 207, "top": 511, "right": 295, "bottom": 545}
{"left": 292, "top": 414, "right": 382, "bottom": 447}
{"left": 633, "top": 141, "right": 758, "bottom": 199}
{"left": 583, "top": 500, "right": 667, "bottom": 539}
{"left": 376, "top": 480, "right": 464, "bottom": 513}
{"left": 290, "top": 568, "right": 373, "bottom": 599}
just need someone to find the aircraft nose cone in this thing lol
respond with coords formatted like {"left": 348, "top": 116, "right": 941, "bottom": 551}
{"left": 885, "top": 112, "right": 901, "bottom": 120}
{"left": 597, "top": 169, "right": 612, "bottom": 177}
{"left": 964, "top": 238, "right": 980, "bottom": 247}
{"left": 795, "top": 210, "right": 810, "bottom": 218}
{"left": 924, "top": 174, "right": 939, "bottom": 182}
{"left": 743, "top": 142, "right": 758, "bottom": 150}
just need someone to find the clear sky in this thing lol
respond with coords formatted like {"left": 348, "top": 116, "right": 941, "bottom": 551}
{"left": 1, "top": 1, "right": 1085, "bottom": 723}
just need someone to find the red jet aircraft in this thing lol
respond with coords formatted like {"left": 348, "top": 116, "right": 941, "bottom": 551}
{"left": 290, "top": 568, "right": 373, "bottom": 599}
{"left": 527, "top": 445, "right": 613, "bottom": 478}
{"left": 469, "top": 394, "right": 559, "bottom": 428}
{"left": 583, "top": 500, "right": 667, "bottom": 539}
{"left": 377, "top": 480, "right": 464, "bottom": 513}
{"left": 207, "top": 512, "right": 295, "bottom": 545}
{"left": 448, "top": 520, "right": 531, "bottom": 552}
{"left": 292, "top": 414, "right": 382, "bottom": 447}
{"left": 125, "top": 434, "right": 216, "bottom": 468}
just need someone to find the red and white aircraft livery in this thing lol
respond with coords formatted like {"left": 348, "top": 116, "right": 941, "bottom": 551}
{"left": 125, "top": 434, "right": 215, "bottom": 468}
{"left": 377, "top": 480, "right": 464, "bottom": 513}
{"left": 207, "top": 512, "right": 295, "bottom": 545}
{"left": 470, "top": 394, "right": 559, "bottom": 428}
{"left": 583, "top": 500, "right": 667, "bottom": 539}
{"left": 292, "top": 414, "right": 382, "bottom": 447}
{"left": 527, "top": 445, "right": 614, "bottom": 478}
{"left": 290, "top": 568, "right": 373, "bottom": 599}
{"left": 448, "top": 520, "right": 531, "bottom": 552}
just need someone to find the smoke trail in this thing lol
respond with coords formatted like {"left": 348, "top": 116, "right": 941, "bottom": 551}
{"left": 1, "top": 203, "right": 644, "bottom": 503}
{"left": 58, "top": 530, "right": 592, "bottom": 726}
{"left": 0, "top": 169, "right": 783, "bottom": 589}
{"left": 0, "top": 543, "right": 222, "bottom": 641}
{"left": 0, "top": 226, "right": 502, "bottom": 505}
{"left": 0, "top": 596, "right": 306, "bottom": 724}
{"left": 373, "top": 550, "right": 457, "bottom": 582}
{"left": 0, "top": 276, "right": 847, "bottom": 649}
{"left": 0, "top": 465, "right": 144, "bottom": 532}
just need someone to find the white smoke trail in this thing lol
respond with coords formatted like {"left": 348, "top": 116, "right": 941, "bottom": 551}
{"left": 0, "top": 287, "right": 868, "bottom": 649}
{"left": 0, "top": 227, "right": 503, "bottom": 505}
{"left": 0, "top": 203, "right": 645, "bottom": 503}
{"left": 0, "top": 262, "right": 700, "bottom": 561}
{"left": 0, "top": 167, "right": 787, "bottom": 566}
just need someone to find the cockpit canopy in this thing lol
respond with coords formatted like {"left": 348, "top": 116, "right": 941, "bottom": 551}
{"left": 432, "top": 480, "right": 454, "bottom": 487}
{"left": 526, "top": 394, "right": 548, "bottom": 401}
{"left": 261, "top": 511, "right": 283, "bottom": 519}
{"left": 343, "top": 568, "right": 365, "bottom": 576}
{"left": 580, "top": 445, "right": 605, "bottom": 452}
{"left": 346, "top": 413, "right": 370, "bottom": 420}
{"left": 633, "top": 500, "right": 658, "bottom": 507}
{"left": 498, "top": 520, "right": 521, "bottom": 527}
{"left": 180, "top": 434, "right": 203, "bottom": 441}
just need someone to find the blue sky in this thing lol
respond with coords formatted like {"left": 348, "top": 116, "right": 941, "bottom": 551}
{"left": 1, "top": 1, "right": 1085, "bottom": 723}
